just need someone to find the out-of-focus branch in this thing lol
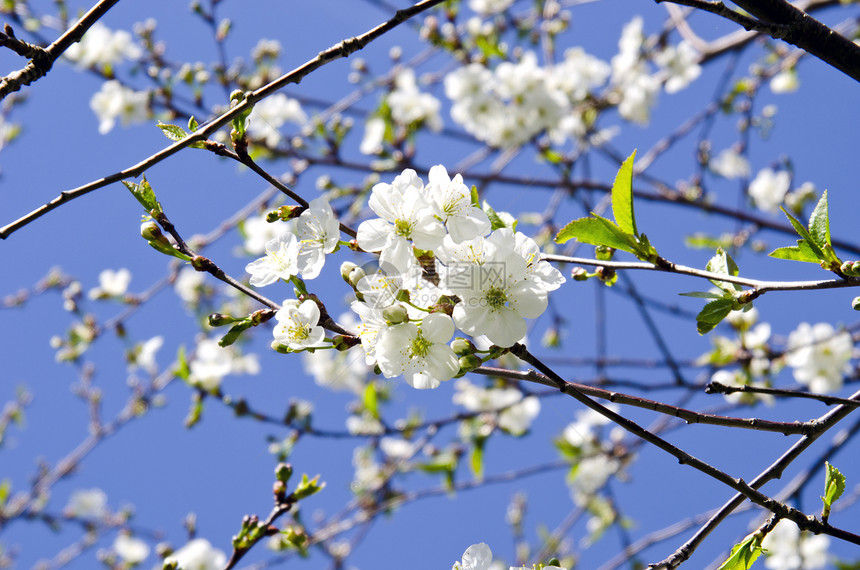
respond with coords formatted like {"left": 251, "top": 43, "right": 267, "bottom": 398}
{"left": 657, "top": 0, "right": 860, "bottom": 82}
{"left": 0, "top": 0, "right": 121, "bottom": 99}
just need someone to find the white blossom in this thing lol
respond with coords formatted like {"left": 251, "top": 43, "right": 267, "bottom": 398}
{"left": 655, "top": 41, "right": 701, "bottom": 93}
{"left": 356, "top": 169, "right": 445, "bottom": 273}
{"left": 303, "top": 345, "right": 368, "bottom": 394}
{"left": 174, "top": 267, "right": 206, "bottom": 304}
{"left": 468, "top": 0, "right": 514, "bottom": 15}
{"left": 295, "top": 197, "right": 340, "bottom": 279}
{"left": 113, "top": 534, "right": 149, "bottom": 564}
{"left": 448, "top": 232, "right": 549, "bottom": 348}
{"left": 242, "top": 214, "right": 291, "bottom": 255}
{"left": 571, "top": 455, "right": 619, "bottom": 504}
{"left": 65, "top": 488, "right": 108, "bottom": 518}
{"left": 453, "top": 542, "right": 493, "bottom": 570}
{"left": 748, "top": 168, "right": 790, "bottom": 214}
{"left": 65, "top": 22, "right": 141, "bottom": 68}
{"left": 132, "top": 335, "right": 163, "bottom": 375}
{"left": 273, "top": 299, "right": 327, "bottom": 351}
{"left": 426, "top": 165, "right": 491, "bottom": 243}
{"left": 786, "top": 322, "right": 853, "bottom": 394}
{"left": 164, "top": 538, "right": 226, "bottom": 570}
{"left": 388, "top": 68, "right": 442, "bottom": 131}
{"left": 189, "top": 338, "right": 258, "bottom": 391}
{"left": 89, "top": 268, "right": 131, "bottom": 298}
{"left": 710, "top": 148, "right": 751, "bottom": 179}
{"left": 761, "top": 519, "right": 829, "bottom": 570}
{"left": 375, "top": 313, "right": 460, "bottom": 389}
{"left": 90, "top": 80, "right": 148, "bottom": 134}
{"left": 245, "top": 232, "right": 301, "bottom": 287}
{"left": 454, "top": 379, "right": 541, "bottom": 435}
{"left": 770, "top": 69, "right": 800, "bottom": 94}
{"left": 360, "top": 116, "right": 386, "bottom": 155}
{"left": 246, "top": 93, "right": 307, "bottom": 146}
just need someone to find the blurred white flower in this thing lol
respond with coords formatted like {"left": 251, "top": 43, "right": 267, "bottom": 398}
{"left": 189, "top": 338, "right": 258, "bottom": 391}
{"left": 174, "top": 267, "right": 206, "bottom": 304}
{"left": 65, "top": 22, "right": 141, "bottom": 67}
{"left": 90, "top": 80, "right": 148, "bottom": 134}
{"left": 89, "top": 268, "right": 131, "bottom": 298}
{"left": 388, "top": 68, "right": 442, "bottom": 131}
{"left": 246, "top": 93, "right": 307, "bottom": 146}
{"left": 242, "top": 214, "right": 291, "bottom": 255}
{"left": 468, "top": 0, "right": 514, "bottom": 15}
{"left": 748, "top": 168, "right": 790, "bottom": 213}
{"left": 710, "top": 148, "right": 751, "bottom": 179}
{"left": 66, "top": 488, "right": 108, "bottom": 518}
{"left": 770, "top": 69, "right": 800, "bottom": 94}
{"left": 360, "top": 116, "right": 386, "bottom": 155}
{"left": 786, "top": 323, "right": 853, "bottom": 394}
{"left": 655, "top": 41, "right": 701, "bottom": 93}
{"left": 113, "top": 534, "right": 149, "bottom": 564}
{"left": 133, "top": 335, "right": 163, "bottom": 375}
{"left": 571, "top": 455, "right": 619, "bottom": 504}
{"left": 164, "top": 538, "right": 226, "bottom": 570}
{"left": 761, "top": 518, "right": 829, "bottom": 570}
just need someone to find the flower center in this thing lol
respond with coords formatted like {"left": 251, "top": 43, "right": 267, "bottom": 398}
{"left": 484, "top": 286, "right": 507, "bottom": 310}
{"left": 394, "top": 218, "right": 413, "bottom": 238}
{"left": 410, "top": 331, "right": 432, "bottom": 358}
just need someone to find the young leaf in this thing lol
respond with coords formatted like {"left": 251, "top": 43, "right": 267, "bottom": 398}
{"left": 123, "top": 175, "right": 162, "bottom": 215}
{"left": 157, "top": 122, "right": 189, "bottom": 142}
{"left": 679, "top": 291, "right": 727, "bottom": 299}
{"left": 612, "top": 150, "right": 637, "bottom": 236}
{"left": 706, "top": 248, "right": 741, "bottom": 293}
{"left": 716, "top": 533, "right": 763, "bottom": 570}
{"left": 769, "top": 245, "right": 821, "bottom": 263}
{"left": 808, "top": 190, "right": 831, "bottom": 251}
{"left": 696, "top": 298, "right": 734, "bottom": 335}
{"left": 781, "top": 206, "right": 826, "bottom": 261}
{"left": 555, "top": 216, "right": 637, "bottom": 254}
{"left": 821, "top": 461, "right": 846, "bottom": 522}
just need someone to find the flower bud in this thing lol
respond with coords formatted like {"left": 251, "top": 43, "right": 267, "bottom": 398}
{"left": 208, "top": 313, "right": 237, "bottom": 327}
{"left": 451, "top": 338, "right": 476, "bottom": 356}
{"left": 348, "top": 266, "right": 366, "bottom": 289}
{"left": 382, "top": 303, "right": 409, "bottom": 324}
{"left": 458, "top": 354, "right": 483, "bottom": 374}
{"left": 332, "top": 335, "right": 360, "bottom": 351}
{"left": 340, "top": 262, "right": 358, "bottom": 283}
{"left": 572, "top": 267, "right": 589, "bottom": 281}
{"left": 395, "top": 289, "right": 411, "bottom": 303}
{"left": 266, "top": 205, "right": 303, "bottom": 222}
{"left": 271, "top": 340, "right": 291, "bottom": 354}
{"left": 852, "top": 296, "right": 860, "bottom": 311}
{"left": 275, "top": 462, "right": 293, "bottom": 484}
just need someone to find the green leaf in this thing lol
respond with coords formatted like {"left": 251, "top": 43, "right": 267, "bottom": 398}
{"left": 484, "top": 202, "right": 512, "bottom": 231}
{"left": 470, "top": 440, "right": 484, "bottom": 481}
{"left": 822, "top": 461, "right": 846, "bottom": 521}
{"left": 555, "top": 216, "right": 637, "bottom": 254}
{"left": 188, "top": 116, "right": 199, "bottom": 132}
{"left": 293, "top": 473, "right": 325, "bottom": 500}
{"left": 612, "top": 150, "right": 637, "bottom": 236}
{"left": 364, "top": 382, "right": 379, "bottom": 419}
{"left": 679, "top": 291, "right": 727, "bottom": 299}
{"left": 122, "top": 175, "right": 162, "bottom": 215}
{"left": 156, "top": 122, "right": 189, "bottom": 142}
{"left": 769, "top": 245, "right": 821, "bottom": 263}
{"left": 717, "top": 533, "right": 763, "bottom": 570}
{"left": 706, "top": 248, "right": 741, "bottom": 293}
{"left": 470, "top": 185, "right": 480, "bottom": 209}
{"left": 0, "top": 479, "right": 10, "bottom": 506}
{"left": 781, "top": 206, "right": 826, "bottom": 261}
{"left": 696, "top": 298, "right": 734, "bottom": 335}
{"left": 808, "top": 190, "right": 831, "bottom": 251}
{"left": 175, "top": 346, "right": 190, "bottom": 380}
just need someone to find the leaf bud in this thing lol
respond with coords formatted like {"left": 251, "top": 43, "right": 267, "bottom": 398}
{"left": 208, "top": 313, "right": 237, "bottom": 327}
{"left": 275, "top": 462, "right": 293, "bottom": 484}
{"left": 266, "top": 205, "right": 303, "bottom": 222}
{"left": 451, "top": 338, "right": 476, "bottom": 356}
{"left": 571, "top": 267, "right": 589, "bottom": 281}
{"left": 382, "top": 303, "right": 409, "bottom": 324}
{"left": 332, "top": 335, "right": 360, "bottom": 351}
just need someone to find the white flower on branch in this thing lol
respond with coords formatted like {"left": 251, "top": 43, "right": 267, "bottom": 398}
{"left": 376, "top": 313, "right": 459, "bottom": 389}
{"left": 88, "top": 267, "right": 131, "bottom": 298}
{"left": 710, "top": 148, "right": 751, "bottom": 179}
{"left": 112, "top": 534, "right": 149, "bottom": 564}
{"left": 189, "top": 338, "right": 258, "bottom": 391}
{"left": 245, "top": 232, "right": 301, "bottom": 287}
{"left": 295, "top": 197, "right": 341, "bottom": 279}
{"left": 453, "top": 542, "right": 493, "bottom": 570}
{"left": 388, "top": 68, "right": 442, "bottom": 131}
{"left": 273, "top": 299, "right": 327, "bottom": 351}
{"left": 654, "top": 41, "right": 702, "bottom": 94}
{"left": 65, "top": 488, "right": 108, "bottom": 519}
{"left": 426, "top": 165, "right": 491, "bottom": 243}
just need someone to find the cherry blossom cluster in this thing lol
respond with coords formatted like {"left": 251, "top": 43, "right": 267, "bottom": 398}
{"left": 349, "top": 166, "right": 564, "bottom": 389}
{"left": 242, "top": 166, "right": 564, "bottom": 391}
